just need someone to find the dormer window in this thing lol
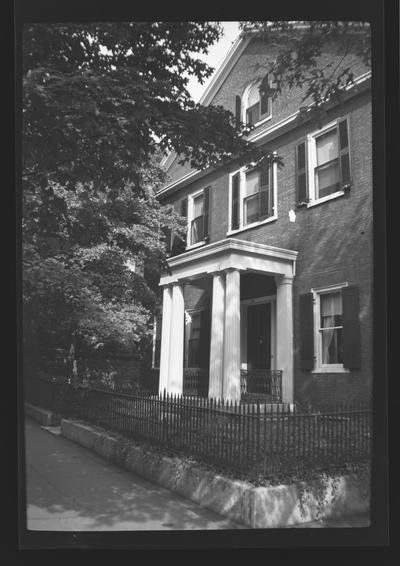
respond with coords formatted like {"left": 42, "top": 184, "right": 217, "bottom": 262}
{"left": 236, "top": 75, "right": 272, "bottom": 128}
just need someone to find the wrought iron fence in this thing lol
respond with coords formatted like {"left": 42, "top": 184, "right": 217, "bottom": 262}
{"left": 24, "top": 377, "right": 372, "bottom": 481}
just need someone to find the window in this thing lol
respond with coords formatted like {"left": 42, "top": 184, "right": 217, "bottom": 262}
{"left": 300, "top": 284, "right": 361, "bottom": 373}
{"left": 187, "top": 187, "right": 210, "bottom": 247}
{"left": 296, "top": 118, "right": 351, "bottom": 206}
{"left": 229, "top": 161, "right": 276, "bottom": 232}
{"left": 185, "top": 309, "right": 210, "bottom": 369}
{"left": 243, "top": 77, "right": 271, "bottom": 126}
{"left": 318, "top": 291, "right": 343, "bottom": 366}
{"left": 188, "top": 312, "right": 201, "bottom": 367}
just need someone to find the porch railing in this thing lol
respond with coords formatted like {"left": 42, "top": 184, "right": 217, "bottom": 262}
{"left": 183, "top": 368, "right": 209, "bottom": 397}
{"left": 240, "top": 369, "right": 282, "bottom": 403}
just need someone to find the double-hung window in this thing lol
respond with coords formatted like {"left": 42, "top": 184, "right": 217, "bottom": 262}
{"left": 299, "top": 283, "right": 362, "bottom": 373}
{"left": 187, "top": 187, "right": 211, "bottom": 248}
{"left": 296, "top": 118, "right": 351, "bottom": 207}
{"left": 191, "top": 193, "right": 205, "bottom": 245}
{"left": 238, "top": 76, "right": 272, "bottom": 127}
{"left": 318, "top": 289, "right": 344, "bottom": 367}
{"left": 229, "top": 161, "right": 276, "bottom": 232}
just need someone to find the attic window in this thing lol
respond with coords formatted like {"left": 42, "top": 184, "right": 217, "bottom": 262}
{"left": 241, "top": 77, "right": 272, "bottom": 127}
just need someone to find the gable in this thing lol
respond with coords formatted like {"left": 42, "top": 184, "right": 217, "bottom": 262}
{"left": 162, "top": 32, "right": 370, "bottom": 188}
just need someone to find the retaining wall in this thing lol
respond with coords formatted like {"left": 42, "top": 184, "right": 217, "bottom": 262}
{"left": 60, "top": 418, "right": 370, "bottom": 529}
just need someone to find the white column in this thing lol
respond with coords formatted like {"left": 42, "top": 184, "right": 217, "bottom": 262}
{"left": 168, "top": 282, "right": 185, "bottom": 395}
{"left": 208, "top": 272, "right": 225, "bottom": 399}
{"left": 158, "top": 285, "right": 172, "bottom": 394}
{"left": 223, "top": 268, "right": 241, "bottom": 401}
{"left": 276, "top": 275, "right": 294, "bottom": 403}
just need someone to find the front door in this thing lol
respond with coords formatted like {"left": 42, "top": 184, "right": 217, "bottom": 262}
{"left": 246, "top": 302, "right": 271, "bottom": 370}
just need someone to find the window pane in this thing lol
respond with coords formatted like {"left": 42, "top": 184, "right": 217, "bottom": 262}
{"left": 246, "top": 103, "right": 260, "bottom": 125}
{"left": 316, "top": 129, "right": 339, "bottom": 165}
{"left": 191, "top": 216, "right": 204, "bottom": 244}
{"left": 193, "top": 194, "right": 204, "bottom": 218}
{"left": 316, "top": 160, "right": 340, "bottom": 198}
{"left": 248, "top": 83, "right": 260, "bottom": 106}
{"left": 244, "top": 194, "right": 259, "bottom": 225}
{"left": 245, "top": 170, "right": 260, "bottom": 196}
{"left": 321, "top": 328, "right": 343, "bottom": 364}
{"left": 321, "top": 292, "right": 342, "bottom": 328}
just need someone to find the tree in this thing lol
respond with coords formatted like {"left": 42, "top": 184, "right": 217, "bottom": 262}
{"left": 22, "top": 22, "right": 262, "bottom": 378}
{"left": 239, "top": 21, "right": 371, "bottom": 119}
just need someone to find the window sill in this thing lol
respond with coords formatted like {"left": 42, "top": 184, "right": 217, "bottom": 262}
{"left": 185, "top": 240, "right": 207, "bottom": 251}
{"left": 227, "top": 215, "right": 277, "bottom": 236}
{"left": 306, "top": 190, "right": 345, "bottom": 208}
{"left": 312, "top": 367, "right": 350, "bottom": 374}
{"left": 250, "top": 114, "right": 272, "bottom": 129}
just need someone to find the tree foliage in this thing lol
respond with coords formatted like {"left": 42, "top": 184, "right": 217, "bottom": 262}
{"left": 239, "top": 21, "right": 371, "bottom": 111}
{"left": 22, "top": 22, "right": 259, "bottom": 366}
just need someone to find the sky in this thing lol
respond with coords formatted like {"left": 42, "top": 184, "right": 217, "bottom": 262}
{"left": 186, "top": 22, "right": 241, "bottom": 103}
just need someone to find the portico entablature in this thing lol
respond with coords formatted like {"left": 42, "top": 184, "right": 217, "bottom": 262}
{"left": 159, "top": 238, "right": 298, "bottom": 286}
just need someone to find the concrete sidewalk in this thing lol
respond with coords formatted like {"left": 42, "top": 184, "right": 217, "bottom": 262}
{"left": 24, "top": 417, "right": 244, "bottom": 531}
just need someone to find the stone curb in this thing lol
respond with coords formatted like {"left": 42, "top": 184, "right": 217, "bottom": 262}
{"left": 25, "top": 402, "right": 60, "bottom": 426}
{"left": 60, "top": 418, "right": 370, "bottom": 529}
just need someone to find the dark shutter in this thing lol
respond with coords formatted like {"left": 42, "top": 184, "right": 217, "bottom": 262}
{"left": 199, "top": 309, "right": 211, "bottom": 370}
{"left": 342, "top": 285, "right": 361, "bottom": 369}
{"left": 203, "top": 186, "right": 210, "bottom": 240}
{"left": 259, "top": 165, "right": 271, "bottom": 220}
{"left": 296, "top": 141, "right": 308, "bottom": 205}
{"left": 235, "top": 95, "right": 242, "bottom": 127}
{"left": 299, "top": 293, "right": 314, "bottom": 370}
{"left": 260, "top": 74, "right": 270, "bottom": 116}
{"left": 171, "top": 197, "right": 188, "bottom": 255}
{"left": 338, "top": 118, "right": 351, "bottom": 187}
{"left": 165, "top": 228, "right": 172, "bottom": 255}
{"left": 181, "top": 196, "right": 188, "bottom": 218}
{"left": 231, "top": 173, "right": 240, "bottom": 230}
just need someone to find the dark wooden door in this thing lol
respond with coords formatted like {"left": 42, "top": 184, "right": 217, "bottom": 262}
{"left": 247, "top": 302, "right": 271, "bottom": 369}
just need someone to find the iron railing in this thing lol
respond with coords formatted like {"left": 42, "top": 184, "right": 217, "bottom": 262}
{"left": 240, "top": 369, "right": 282, "bottom": 403}
{"left": 183, "top": 368, "right": 209, "bottom": 397}
{"left": 24, "top": 377, "right": 372, "bottom": 481}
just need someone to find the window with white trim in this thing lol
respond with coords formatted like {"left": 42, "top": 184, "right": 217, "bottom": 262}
{"left": 186, "top": 186, "right": 210, "bottom": 247}
{"left": 313, "top": 284, "right": 348, "bottom": 372}
{"left": 242, "top": 76, "right": 272, "bottom": 127}
{"left": 296, "top": 118, "right": 351, "bottom": 207}
{"left": 229, "top": 160, "right": 277, "bottom": 232}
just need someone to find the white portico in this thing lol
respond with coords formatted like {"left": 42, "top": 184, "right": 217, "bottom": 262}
{"left": 159, "top": 238, "right": 298, "bottom": 403}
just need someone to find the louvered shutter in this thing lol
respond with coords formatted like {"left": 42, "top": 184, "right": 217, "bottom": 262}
{"left": 235, "top": 95, "right": 242, "bottom": 127}
{"left": 171, "top": 197, "right": 187, "bottom": 255}
{"left": 342, "top": 285, "right": 361, "bottom": 369}
{"left": 259, "top": 165, "right": 272, "bottom": 220}
{"left": 203, "top": 187, "right": 210, "bottom": 240}
{"left": 338, "top": 118, "right": 351, "bottom": 187}
{"left": 231, "top": 173, "right": 240, "bottom": 230}
{"left": 260, "top": 74, "right": 270, "bottom": 116}
{"left": 296, "top": 141, "right": 308, "bottom": 205}
{"left": 300, "top": 293, "right": 315, "bottom": 370}
{"left": 165, "top": 228, "right": 172, "bottom": 255}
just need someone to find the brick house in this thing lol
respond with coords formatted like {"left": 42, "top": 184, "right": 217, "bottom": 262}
{"left": 151, "top": 29, "right": 373, "bottom": 407}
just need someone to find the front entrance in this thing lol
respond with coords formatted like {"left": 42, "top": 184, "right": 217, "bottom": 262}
{"left": 241, "top": 297, "right": 276, "bottom": 371}
{"left": 241, "top": 297, "right": 277, "bottom": 400}
{"left": 247, "top": 302, "right": 271, "bottom": 370}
